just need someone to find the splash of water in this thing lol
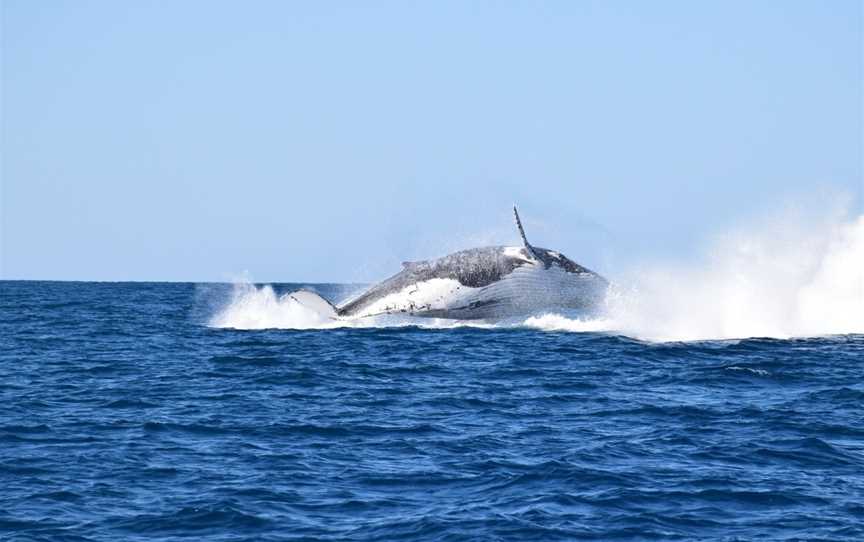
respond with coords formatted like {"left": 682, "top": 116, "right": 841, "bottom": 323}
{"left": 209, "top": 283, "right": 347, "bottom": 330}
{"left": 528, "top": 206, "right": 863, "bottom": 342}
{"left": 210, "top": 205, "right": 863, "bottom": 342}
{"left": 522, "top": 314, "right": 616, "bottom": 333}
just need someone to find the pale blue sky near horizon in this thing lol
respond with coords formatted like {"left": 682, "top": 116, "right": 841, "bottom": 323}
{"left": 2, "top": 1, "right": 861, "bottom": 282}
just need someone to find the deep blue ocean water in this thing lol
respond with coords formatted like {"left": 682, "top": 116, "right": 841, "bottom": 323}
{"left": 2, "top": 281, "right": 863, "bottom": 541}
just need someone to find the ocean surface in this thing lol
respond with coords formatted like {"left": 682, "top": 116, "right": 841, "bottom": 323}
{"left": 2, "top": 280, "right": 863, "bottom": 541}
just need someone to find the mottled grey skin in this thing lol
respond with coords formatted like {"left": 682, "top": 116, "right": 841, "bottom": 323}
{"left": 336, "top": 245, "right": 607, "bottom": 319}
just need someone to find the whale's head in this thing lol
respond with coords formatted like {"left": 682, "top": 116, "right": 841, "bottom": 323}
{"left": 510, "top": 206, "right": 607, "bottom": 286}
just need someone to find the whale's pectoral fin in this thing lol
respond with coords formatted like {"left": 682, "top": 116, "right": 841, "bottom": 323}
{"left": 513, "top": 205, "right": 540, "bottom": 260}
{"left": 288, "top": 290, "right": 339, "bottom": 320}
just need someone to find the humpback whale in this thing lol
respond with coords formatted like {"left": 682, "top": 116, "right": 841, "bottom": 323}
{"left": 290, "top": 207, "right": 608, "bottom": 320}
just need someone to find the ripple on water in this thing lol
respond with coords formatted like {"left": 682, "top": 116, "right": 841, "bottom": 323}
{"left": 1, "top": 282, "right": 862, "bottom": 541}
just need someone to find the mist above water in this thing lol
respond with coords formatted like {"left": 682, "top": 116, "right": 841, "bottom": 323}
{"left": 598, "top": 205, "right": 862, "bottom": 341}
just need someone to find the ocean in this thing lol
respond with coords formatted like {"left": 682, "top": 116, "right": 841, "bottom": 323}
{"left": 1, "top": 280, "right": 862, "bottom": 541}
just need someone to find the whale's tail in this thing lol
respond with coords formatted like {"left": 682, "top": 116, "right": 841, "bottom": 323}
{"left": 287, "top": 290, "right": 340, "bottom": 320}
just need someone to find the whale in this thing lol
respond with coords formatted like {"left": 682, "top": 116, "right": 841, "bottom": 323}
{"left": 289, "top": 207, "right": 608, "bottom": 321}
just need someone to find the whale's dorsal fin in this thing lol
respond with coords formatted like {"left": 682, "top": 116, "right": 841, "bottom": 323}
{"left": 513, "top": 206, "right": 540, "bottom": 260}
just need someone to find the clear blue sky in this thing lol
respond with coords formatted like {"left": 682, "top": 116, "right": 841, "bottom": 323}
{"left": 2, "top": 1, "right": 861, "bottom": 282}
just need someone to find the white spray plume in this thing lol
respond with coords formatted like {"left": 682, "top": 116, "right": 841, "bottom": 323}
{"left": 597, "top": 204, "right": 863, "bottom": 341}
{"left": 209, "top": 281, "right": 343, "bottom": 330}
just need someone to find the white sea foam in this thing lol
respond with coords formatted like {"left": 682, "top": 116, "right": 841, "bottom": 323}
{"left": 605, "top": 207, "right": 863, "bottom": 342}
{"left": 522, "top": 313, "right": 615, "bottom": 333}
{"left": 211, "top": 283, "right": 322, "bottom": 330}
{"left": 210, "top": 202, "right": 863, "bottom": 342}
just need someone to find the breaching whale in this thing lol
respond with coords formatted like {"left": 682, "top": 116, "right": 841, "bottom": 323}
{"left": 290, "top": 207, "right": 608, "bottom": 321}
